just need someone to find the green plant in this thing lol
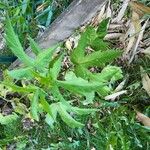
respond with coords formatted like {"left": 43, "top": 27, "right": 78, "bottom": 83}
{"left": 71, "top": 19, "right": 123, "bottom": 98}
{"left": 1, "top": 17, "right": 123, "bottom": 130}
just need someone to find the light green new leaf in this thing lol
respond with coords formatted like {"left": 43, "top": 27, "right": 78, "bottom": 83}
{"left": 0, "top": 113, "right": 18, "bottom": 125}
{"left": 8, "top": 67, "right": 34, "bottom": 80}
{"left": 80, "top": 50, "right": 121, "bottom": 67}
{"left": 31, "top": 89, "right": 40, "bottom": 121}
{"left": 34, "top": 44, "right": 59, "bottom": 70}
{"left": 58, "top": 103, "right": 84, "bottom": 128}
{"left": 5, "top": 17, "right": 34, "bottom": 66}
{"left": 71, "top": 26, "right": 97, "bottom": 64}
{"left": 28, "top": 36, "right": 41, "bottom": 55}
{"left": 57, "top": 72, "right": 104, "bottom": 95}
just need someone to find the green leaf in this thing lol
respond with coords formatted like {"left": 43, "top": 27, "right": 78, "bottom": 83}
{"left": 0, "top": 2, "right": 7, "bottom": 9}
{"left": 5, "top": 17, "right": 34, "bottom": 66}
{"left": 49, "top": 55, "right": 63, "bottom": 80}
{"left": 97, "top": 18, "right": 109, "bottom": 38}
{"left": 46, "top": 6, "right": 53, "bottom": 27}
{"left": 0, "top": 113, "right": 18, "bottom": 125}
{"left": 31, "top": 89, "right": 40, "bottom": 121}
{"left": 57, "top": 72, "right": 104, "bottom": 95}
{"left": 97, "top": 86, "right": 111, "bottom": 97}
{"left": 90, "top": 38, "right": 109, "bottom": 51}
{"left": 40, "top": 94, "right": 53, "bottom": 117}
{"left": 80, "top": 50, "right": 122, "bottom": 67}
{"left": 45, "top": 114, "right": 55, "bottom": 128}
{"left": 58, "top": 103, "right": 84, "bottom": 128}
{"left": 74, "top": 65, "right": 90, "bottom": 80}
{"left": 34, "top": 44, "right": 59, "bottom": 71}
{"left": 8, "top": 67, "right": 34, "bottom": 80}
{"left": 71, "top": 26, "right": 97, "bottom": 64}
{"left": 91, "top": 66, "right": 123, "bottom": 82}
{"left": 72, "top": 107, "right": 97, "bottom": 115}
{"left": 22, "top": 0, "right": 29, "bottom": 14}
{"left": 28, "top": 36, "right": 41, "bottom": 55}
{"left": 2, "top": 82, "right": 36, "bottom": 93}
{"left": 83, "top": 92, "right": 95, "bottom": 105}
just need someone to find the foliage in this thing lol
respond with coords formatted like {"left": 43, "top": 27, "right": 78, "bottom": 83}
{"left": 0, "top": 0, "right": 72, "bottom": 64}
{"left": 0, "top": 8, "right": 149, "bottom": 149}
{"left": 71, "top": 19, "right": 122, "bottom": 97}
{"left": 0, "top": 17, "right": 122, "bottom": 132}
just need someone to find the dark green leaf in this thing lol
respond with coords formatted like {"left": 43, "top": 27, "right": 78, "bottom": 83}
{"left": 97, "top": 18, "right": 109, "bottom": 38}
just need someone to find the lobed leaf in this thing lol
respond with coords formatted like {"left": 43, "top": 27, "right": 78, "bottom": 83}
{"left": 71, "top": 26, "right": 97, "bottom": 64}
{"left": 5, "top": 17, "right": 34, "bottom": 66}
{"left": 80, "top": 50, "right": 122, "bottom": 67}
{"left": 34, "top": 44, "right": 59, "bottom": 71}
{"left": 8, "top": 67, "right": 34, "bottom": 80}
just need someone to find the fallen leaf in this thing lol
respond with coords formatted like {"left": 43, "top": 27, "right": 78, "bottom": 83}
{"left": 113, "top": 0, "right": 130, "bottom": 22}
{"left": 129, "top": 20, "right": 148, "bottom": 64}
{"left": 105, "top": 90, "right": 127, "bottom": 101}
{"left": 136, "top": 112, "right": 150, "bottom": 127}
{"left": 142, "top": 47, "right": 150, "bottom": 57}
{"left": 140, "top": 66, "right": 150, "bottom": 96}
{"left": 65, "top": 39, "right": 73, "bottom": 51}
{"left": 129, "top": 1, "right": 150, "bottom": 17}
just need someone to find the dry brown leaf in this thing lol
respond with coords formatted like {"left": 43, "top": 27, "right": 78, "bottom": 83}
{"left": 104, "top": 33, "right": 124, "bottom": 40}
{"left": 131, "top": 11, "right": 141, "bottom": 32}
{"left": 36, "top": 3, "right": 47, "bottom": 12}
{"left": 113, "top": 0, "right": 130, "bottom": 22}
{"left": 115, "top": 77, "right": 128, "bottom": 92}
{"left": 136, "top": 112, "right": 150, "bottom": 127}
{"left": 91, "top": 4, "right": 106, "bottom": 26}
{"left": 106, "top": 0, "right": 112, "bottom": 18}
{"left": 105, "top": 90, "right": 127, "bottom": 101}
{"left": 129, "top": 1, "right": 150, "bottom": 34}
{"left": 142, "top": 47, "right": 150, "bottom": 57}
{"left": 140, "top": 66, "right": 150, "bottom": 96}
{"left": 65, "top": 39, "right": 73, "bottom": 51}
{"left": 130, "top": 1, "right": 150, "bottom": 17}
{"left": 129, "top": 20, "right": 148, "bottom": 63}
